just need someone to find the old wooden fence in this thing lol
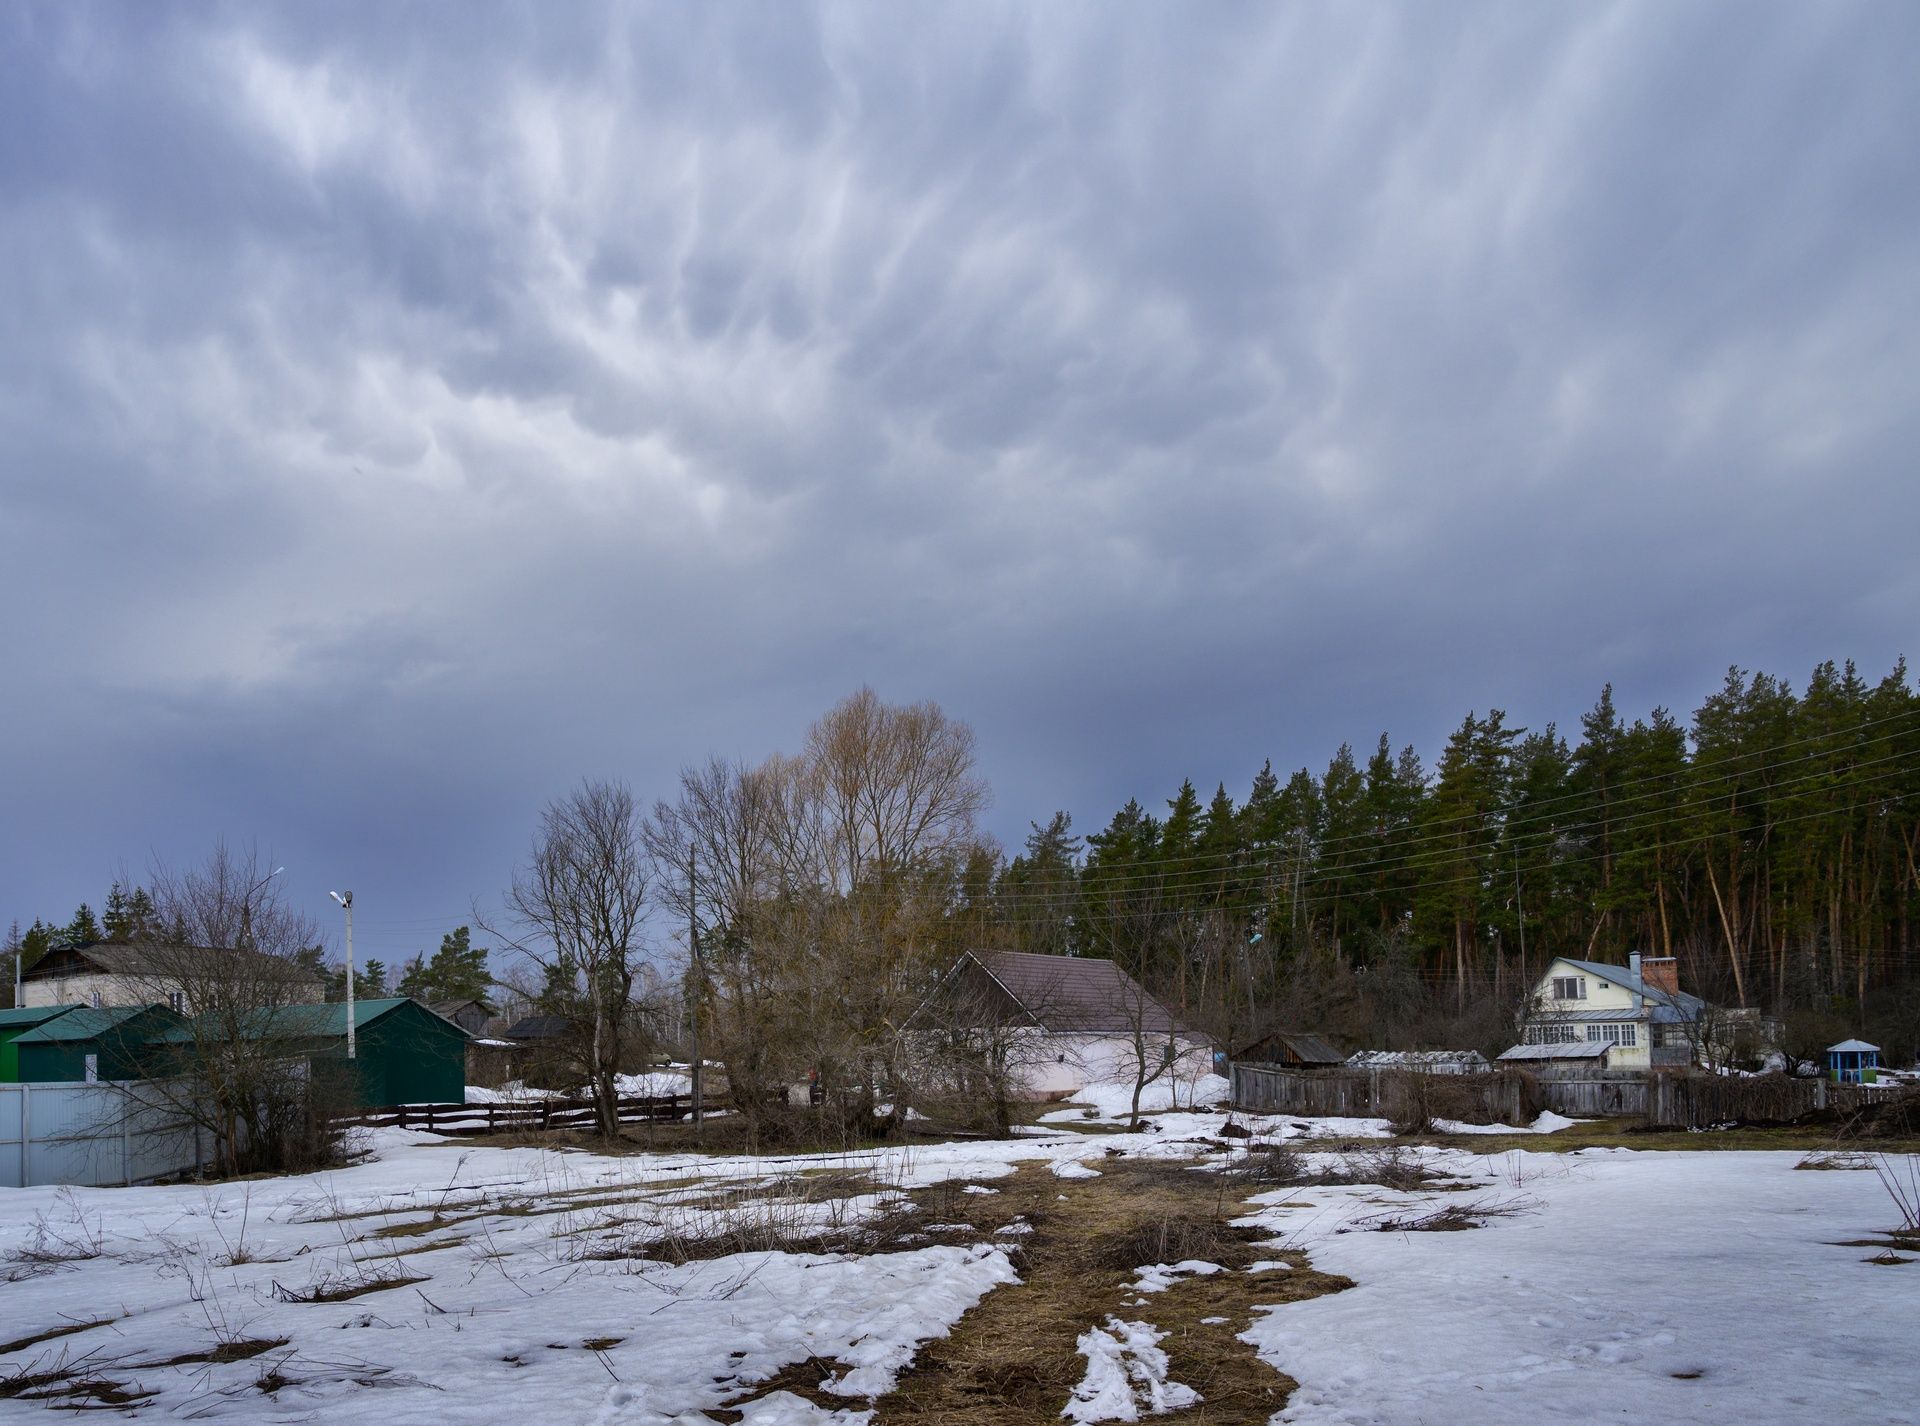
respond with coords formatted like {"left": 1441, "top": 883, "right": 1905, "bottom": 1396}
{"left": 1641, "top": 1073, "right": 1900, "bottom": 1128}
{"left": 1229, "top": 1063, "right": 1536, "bottom": 1125}
{"left": 1232, "top": 1062, "right": 1906, "bottom": 1129}
{"left": 336, "top": 1091, "right": 741, "bottom": 1136}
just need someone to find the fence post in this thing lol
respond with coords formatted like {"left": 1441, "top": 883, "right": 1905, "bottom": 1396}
{"left": 18, "top": 1083, "right": 28, "bottom": 1189}
{"left": 1367, "top": 1068, "right": 1380, "bottom": 1115}
{"left": 1814, "top": 1078, "right": 1828, "bottom": 1112}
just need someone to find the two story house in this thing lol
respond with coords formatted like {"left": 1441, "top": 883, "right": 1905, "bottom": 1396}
{"left": 20, "top": 941, "right": 325, "bottom": 1014}
{"left": 1520, "top": 953, "right": 1708, "bottom": 1070}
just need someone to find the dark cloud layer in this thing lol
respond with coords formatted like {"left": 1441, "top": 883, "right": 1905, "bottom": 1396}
{"left": 3, "top": 2, "right": 1915, "bottom": 964}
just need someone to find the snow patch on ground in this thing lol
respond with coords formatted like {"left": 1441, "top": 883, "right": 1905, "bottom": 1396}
{"left": 463, "top": 1081, "right": 564, "bottom": 1103}
{"left": 1237, "top": 1147, "right": 1918, "bottom": 1424}
{"left": 1131, "top": 1259, "right": 1223, "bottom": 1293}
{"left": 1064, "top": 1317, "right": 1202, "bottom": 1422}
{"left": 614, "top": 1069, "right": 694, "bottom": 1096}
{"left": 1042, "top": 1073, "right": 1230, "bottom": 1124}
{"left": 1053, "top": 1159, "right": 1103, "bottom": 1179}
{"left": 1433, "top": 1110, "right": 1579, "bottom": 1135}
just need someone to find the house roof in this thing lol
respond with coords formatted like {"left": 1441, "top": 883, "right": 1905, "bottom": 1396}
{"left": 1347, "top": 1049, "right": 1490, "bottom": 1068}
{"left": 965, "top": 950, "right": 1186, "bottom": 1036}
{"left": 10, "top": 1004, "right": 176, "bottom": 1044}
{"left": 1235, "top": 1031, "right": 1345, "bottom": 1064}
{"left": 0, "top": 1004, "right": 83, "bottom": 1032}
{"left": 505, "top": 1015, "right": 573, "bottom": 1041}
{"left": 1556, "top": 957, "right": 1706, "bottom": 1022}
{"left": 24, "top": 941, "right": 324, "bottom": 987}
{"left": 431, "top": 998, "right": 493, "bottom": 1017}
{"left": 1498, "top": 1041, "right": 1611, "bottom": 1061}
{"left": 155, "top": 998, "right": 469, "bottom": 1043}
{"left": 1828, "top": 1039, "right": 1880, "bottom": 1053}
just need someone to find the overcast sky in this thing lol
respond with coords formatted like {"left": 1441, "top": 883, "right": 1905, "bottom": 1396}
{"left": 3, "top": 2, "right": 1914, "bottom": 967}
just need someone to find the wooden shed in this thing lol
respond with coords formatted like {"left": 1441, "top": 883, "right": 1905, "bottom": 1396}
{"left": 4, "top": 1004, "right": 186, "bottom": 1083}
{"left": 1233, "top": 1031, "right": 1347, "bottom": 1069}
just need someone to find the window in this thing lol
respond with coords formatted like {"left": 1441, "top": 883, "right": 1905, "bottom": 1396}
{"left": 1550, "top": 977, "right": 1586, "bottom": 1001}
{"left": 1585, "top": 1023, "right": 1638, "bottom": 1047}
{"left": 89, "top": 990, "right": 104, "bottom": 1009}
{"left": 1525, "top": 1023, "right": 1579, "bottom": 1045}
{"left": 169, "top": 991, "right": 186, "bottom": 1014}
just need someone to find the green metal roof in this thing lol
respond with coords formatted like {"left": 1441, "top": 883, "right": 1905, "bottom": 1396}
{"left": 154, "top": 997, "right": 470, "bottom": 1043}
{"left": 10, "top": 1004, "right": 169, "bottom": 1044}
{"left": 0, "top": 1004, "right": 84, "bottom": 1031}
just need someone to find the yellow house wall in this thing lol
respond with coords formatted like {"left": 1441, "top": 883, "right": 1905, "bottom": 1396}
{"left": 1532, "top": 958, "right": 1650, "bottom": 1069}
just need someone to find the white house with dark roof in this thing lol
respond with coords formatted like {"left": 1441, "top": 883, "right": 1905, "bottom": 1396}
{"left": 1519, "top": 952, "right": 1709, "bottom": 1070}
{"left": 917, "top": 949, "right": 1214, "bottom": 1098}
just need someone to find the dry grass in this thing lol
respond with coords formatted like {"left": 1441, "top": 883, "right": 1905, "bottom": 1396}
{"left": 870, "top": 1159, "right": 1353, "bottom": 1425}
{"left": 0, "top": 1319, "right": 113, "bottom": 1358}
{"left": 1344, "top": 1197, "right": 1537, "bottom": 1234}
{"left": 271, "top": 1266, "right": 428, "bottom": 1304}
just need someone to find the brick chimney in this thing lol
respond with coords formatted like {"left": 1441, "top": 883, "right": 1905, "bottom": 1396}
{"left": 1640, "top": 956, "right": 1680, "bottom": 997}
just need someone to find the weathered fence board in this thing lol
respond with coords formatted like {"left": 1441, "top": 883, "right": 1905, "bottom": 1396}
{"left": 1537, "top": 1076, "right": 1650, "bottom": 1118}
{"left": 1229, "top": 1063, "right": 1535, "bottom": 1125}
{"left": 1642, "top": 1073, "right": 1900, "bottom": 1128}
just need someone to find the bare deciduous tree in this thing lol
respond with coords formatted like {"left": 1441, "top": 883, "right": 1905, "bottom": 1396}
{"left": 116, "top": 841, "right": 336, "bottom": 1176}
{"left": 496, "top": 780, "right": 653, "bottom": 1138}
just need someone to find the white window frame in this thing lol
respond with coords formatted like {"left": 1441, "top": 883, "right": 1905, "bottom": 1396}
{"left": 1525, "top": 1023, "right": 1580, "bottom": 1045}
{"left": 1550, "top": 976, "right": 1586, "bottom": 1002}
{"left": 1585, "top": 1023, "right": 1638, "bottom": 1048}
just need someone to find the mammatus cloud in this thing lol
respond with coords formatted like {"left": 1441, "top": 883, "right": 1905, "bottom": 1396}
{"left": 2, "top": 3, "right": 1915, "bottom": 960}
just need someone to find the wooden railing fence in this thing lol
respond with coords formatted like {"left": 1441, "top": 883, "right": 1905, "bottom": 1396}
{"left": 333, "top": 1091, "right": 765, "bottom": 1136}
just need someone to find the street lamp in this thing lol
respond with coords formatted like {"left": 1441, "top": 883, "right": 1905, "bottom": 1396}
{"left": 329, "top": 891, "right": 356, "bottom": 1060}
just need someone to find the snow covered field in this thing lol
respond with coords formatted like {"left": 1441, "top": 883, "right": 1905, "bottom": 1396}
{"left": 0, "top": 1101, "right": 1913, "bottom": 1423}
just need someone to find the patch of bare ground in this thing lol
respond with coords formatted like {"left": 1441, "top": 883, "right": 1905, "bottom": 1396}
{"left": 871, "top": 1159, "right": 1352, "bottom": 1426}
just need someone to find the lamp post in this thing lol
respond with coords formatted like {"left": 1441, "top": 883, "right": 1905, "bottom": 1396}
{"left": 329, "top": 891, "right": 356, "bottom": 1060}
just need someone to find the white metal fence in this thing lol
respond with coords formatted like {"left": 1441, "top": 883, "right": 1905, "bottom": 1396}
{"left": 0, "top": 1081, "right": 208, "bottom": 1188}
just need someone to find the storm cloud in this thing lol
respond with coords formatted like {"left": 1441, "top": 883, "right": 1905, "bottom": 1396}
{"left": 3, "top": 2, "right": 1915, "bottom": 961}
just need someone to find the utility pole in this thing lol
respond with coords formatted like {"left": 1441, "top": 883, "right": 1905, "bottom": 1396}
{"left": 1513, "top": 850, "right": 1527, "bottom": 983}
{"left": 330, "top": 891, "right": 356, "bottom": 1060}
{"left": 687, "top": 848, "right": 702, "bottom": 1131}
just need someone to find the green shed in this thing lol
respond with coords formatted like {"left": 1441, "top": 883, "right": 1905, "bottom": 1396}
{"left": 0, "top": 1004, "right": 86, "bottom": 1082}
{"left": 8, "top": 1004, "right": 187, "bottom": 1083}
{"left": 155, "top": 998, "right": 471, "bottom": 1108}
{"left": 314, "top": 998, "right": 471, "bottom": 1107}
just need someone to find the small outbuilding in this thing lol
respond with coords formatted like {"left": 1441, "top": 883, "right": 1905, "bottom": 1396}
{"left": 1497, "top": 1040, "right": 1613, "bottom": 1075}
{"left": 431, "top": 998, "right": 495, "bottom": 1037}
{"left": 1827, "top": 1039, "right": 1881, "bottom": 1085}
{"left": 4, "top": 1004, "right": 186, "bottom": 1083}
{"left": 1233, "top": 1031, "right": 1347, "bottom": 1069}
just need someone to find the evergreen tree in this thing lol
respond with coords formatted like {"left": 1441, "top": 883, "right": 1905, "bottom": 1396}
{"left": 998, "top": 812, "right": 1083, "bottom": 955}
{"left": 65, "top": 903, "right": 101, "bottom": 946}
{"left": 101, "top": 884, "right": 161, "bottom": 942}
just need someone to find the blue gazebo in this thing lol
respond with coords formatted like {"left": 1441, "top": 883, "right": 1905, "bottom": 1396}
{"left": 1826, "top": 1039, "right": 1881, "bottom": 1085}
